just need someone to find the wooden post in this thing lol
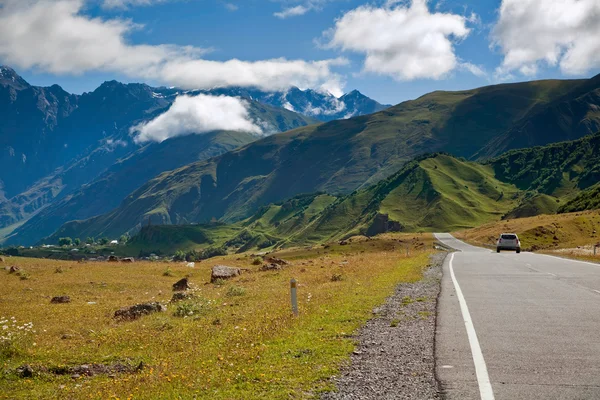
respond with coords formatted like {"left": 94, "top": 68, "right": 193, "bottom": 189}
{"left": 290, "top": 278, "right": 298, "bottom": 316}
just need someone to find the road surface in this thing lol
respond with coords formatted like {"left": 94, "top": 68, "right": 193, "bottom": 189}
{"left": 435, "top": 233, "right": 600, "bottom": 400}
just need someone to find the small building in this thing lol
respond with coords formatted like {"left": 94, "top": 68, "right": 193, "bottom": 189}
{"left": 110, "top": 240, "right": 119, "bottom": 245}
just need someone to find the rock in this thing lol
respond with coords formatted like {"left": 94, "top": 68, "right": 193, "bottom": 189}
{"left": 186, "top": 262, "right": 195, "bottom": 268}
{"left": 260, "top": 263, "right": 281, "bottom": 271}
{"left": 17, "top": 365, "right": 33, "bottom": 378}
{"left": 211, "top": 265, "right": 241, "bottom": 283}
{"left": 264, "top": 257, "right": 289, "bottom": 266}
{"left": 172, "top": 278, "right": 190, "bottom": 291}
{"left": 51, "top": 296, "right": 71, "bottom": 304}
{"left": 107, "top": 255, "right": 119, "bottom": 262}
{"left": 61, "top": 334, "right": 74, "bottom": 340}
{"left": 339, "top": 240, "right": 349, "bottom": 246}
{"left": 121, "top": 257, "right": 135, "bottom": 263}
{"left": 171, "top": 292, "right": 195, "bottom": 302}
{"left": 0, "top": 256, "right": 4, "bottom": 263}
{"left": 114, "top": 302, "right": 166, "bottom": 321}
{"left": 8, "top": 265, "right": 20, "bottom": 273}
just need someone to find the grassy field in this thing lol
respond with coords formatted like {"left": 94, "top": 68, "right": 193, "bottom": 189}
{"left": 0, "top": 234, "right": 435, "bottom": 399}
{"left": 454, "top": 210, "right": 600, "bottom": 262}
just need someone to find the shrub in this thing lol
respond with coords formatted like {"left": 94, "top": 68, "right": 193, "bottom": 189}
{"left": 226, "top": 286, "right": 247, "bottom": 297}
{"left": 162, "top": 268, "right": 174, "bottom": 277}
{"left": 331, "top": 273, "right": 344, "bottom": 282}
{"left": 200, "top": 246, "right": 227, "bottom": 260}
{"left": 251, "top": 257, "right": 262, "bottom": 265}
{"left": 173, "top": 298, "right": 214, "bottom": 318}
{"left": 173, "top": 250, "right": 186, "bottom": 262}
{"left": 212, "top": 278, "right": 226, "bottom": 286}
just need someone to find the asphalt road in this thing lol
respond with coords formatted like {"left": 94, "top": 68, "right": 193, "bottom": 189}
{"left": 435, "top": 233, "right": 600, "bottom": 400}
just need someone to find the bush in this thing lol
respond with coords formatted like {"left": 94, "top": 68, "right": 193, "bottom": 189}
{"left": 251, "top": 257, "right": 262, "bottom": 265}
{"left": 162, "top": 268, "right": 174, "bottom": 277}
{"left": 173, "top": 298, "right": 214, "bottom": 318}
{"left": 200, "top": 246, "right": 227, "bottom": 260}
{"left": 226, "top": 286, "right": 247, "bottom": 297}
{"left": 73, "top": 238, "right": 81, "bottom": 246}
{"left": 173, "top": 250, "right": 186, "bottom": 261}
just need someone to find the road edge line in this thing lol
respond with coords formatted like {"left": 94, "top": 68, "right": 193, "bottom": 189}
{"left": 449, "top": 252, "right": 495, "bottom": 400}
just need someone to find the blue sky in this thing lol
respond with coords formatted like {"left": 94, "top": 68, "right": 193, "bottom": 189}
{"left": 1, "top": 0, "right": 599, "bottom": 105}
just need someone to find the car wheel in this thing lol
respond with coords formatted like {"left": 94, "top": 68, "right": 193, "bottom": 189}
{"left": 516, "top": 248, "right": 521, "bottom": 254}
{"left": 497, "top": 248, "right": 500, "bottom": 253}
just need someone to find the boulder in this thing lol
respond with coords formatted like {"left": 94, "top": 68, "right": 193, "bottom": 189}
{"left": 264, "top": 257, "right": 289, "bottom": 266}
{"left": 17, "top": 365, "right": 33, "bottom": 378}
{"left": 172, "top": 278, "right": 190, "bottom": 291}
{"left": 50, "top": 296, "right": 71, "bottom": 304}
{"left": 114, "top": 302, "right": 166, "bottom": 321}
{"left": 121, "top": 257, "right": 135, "bottom": 263}
{"left": 108, "top": 255, "right": 119, "bottom": 262}
{"left": 171, "top": 292, "right": 195, "bottom": 302}
{"left": 260, "top": 263, "right": 281, "bottom": 271}
{"left": 7, "top": 265, "right": 20, "bottom": 273}
{"left": 211, "top": 265, "right": 241, "bottom": 283}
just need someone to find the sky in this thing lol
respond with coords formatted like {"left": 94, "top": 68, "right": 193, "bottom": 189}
{"left": 1, "top": 0, "right": 599, "bottom": 105}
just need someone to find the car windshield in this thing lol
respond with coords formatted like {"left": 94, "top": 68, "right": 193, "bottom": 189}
{"left": 501, "top": 234, "right": 517, "bottom": 240}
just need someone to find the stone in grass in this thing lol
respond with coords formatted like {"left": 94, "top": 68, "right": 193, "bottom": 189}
{"left": 114, "top": 302, "right": 166, "bottom": 321}
{"left": 17, "top": 365, "right": 33, "bottom": 378}
{"left": 171, "top": 292, "right": 195, "bottom": 302}
{"left": 264, "top": 257, "right": 289, "bottom": 266}
{"left": 172, "top": 278, "right": 190, "bottom": 292}
{"left": 7, "top": 265, "right": 20, "bottom": 273}
{"left": 260, "top": 263, "right": 281, "bottom": 271}
{"left": 50, "top": 296, "right": 71, "bottom": 304}
{"left": 121, "top": 257, "right": 135, "bottom": 263}
{"left": 211, "top": 265, "right": 241, "bottom": 283}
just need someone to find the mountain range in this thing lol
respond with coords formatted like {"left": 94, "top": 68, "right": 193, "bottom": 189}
{"left": 0, "top": 66, "right": 388, "bottom": 245}
{"left": 2, "top": 66, "right": 600, "bottom": 246}
{"left": 31, "top": 74, "right": 600, "bottom": 246}
{"left": 104, "top": 132, "right": 600, "bottom": 255}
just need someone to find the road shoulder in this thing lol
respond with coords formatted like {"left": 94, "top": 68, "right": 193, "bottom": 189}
{"left": 321, "top": 253, "right": 445, "bottom": 399}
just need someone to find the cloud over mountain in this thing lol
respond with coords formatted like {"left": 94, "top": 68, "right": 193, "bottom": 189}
{"left": 0, "top": 0, "right": 345, "bottom": 94}
{"left": 131, "top": 94, "right": 263, "bottom": 143}
{"left": 492, "top": 0, "right": 600, "bottom": 77}
{"left": 323, "top": 0, "right": 473, "bottom": 81}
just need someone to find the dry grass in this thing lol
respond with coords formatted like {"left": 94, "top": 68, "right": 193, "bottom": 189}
{"left": 0, "top": 235, "right": 435, "bottom": 399}
{"left": 454, "top": 210, "right": 600, "bottom": 262}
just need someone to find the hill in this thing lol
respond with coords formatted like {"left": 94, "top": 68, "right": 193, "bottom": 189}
{"left": 40, "top": 76, "right": 600, "bottom": 244}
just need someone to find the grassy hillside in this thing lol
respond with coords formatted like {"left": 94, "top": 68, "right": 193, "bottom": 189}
{"left": 0, "top": 237, "right": 434, "bottom": 399}
{"left": 41, "top": 77, "right": 600, "bottom": 244}
{"left": 108, "top": 154, "right": 524, "bottom": 255}
{"left": 455, "top": 210, "right": 600, "bottom": 255}
{"left": 558, "top": 184, "right": 600, "bottom": 213}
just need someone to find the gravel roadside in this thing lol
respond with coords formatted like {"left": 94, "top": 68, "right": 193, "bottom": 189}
{"left": 321, "top": 252, "right": 446, "bottom": 400}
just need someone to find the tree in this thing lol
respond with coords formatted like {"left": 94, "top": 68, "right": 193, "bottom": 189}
{"left": 173, "top": 250, "right": 186, "bottom": 261}
{"left": 58, "top": 237, "right": 73, "bottom": 247}
{"left": 73, "top": 238, "right": 81, "bottom": 246}
{"left": 99, "top": 237, "right": 109, "bottom": 245}
{"left": 86, "top": 237, "right": 95, "bottom": 245}
{"left": 119, "top": 234, "right": 129, "bottom": 244}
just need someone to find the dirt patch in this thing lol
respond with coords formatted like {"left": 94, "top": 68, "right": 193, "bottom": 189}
{"left": 321, "top": 253, "right": 445, "bottom": 399}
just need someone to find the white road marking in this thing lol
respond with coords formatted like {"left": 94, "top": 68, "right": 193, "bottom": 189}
{"left": 449, "top": 252, "right": 495, "bottom": 400}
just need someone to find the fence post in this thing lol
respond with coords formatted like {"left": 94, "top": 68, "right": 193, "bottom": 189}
{"left": 290, "top": 278, "right": 298, "bottom": 316}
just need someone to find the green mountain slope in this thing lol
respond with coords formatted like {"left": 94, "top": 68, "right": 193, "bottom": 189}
{"left": 33, "top": 76, "right": 600, "bottom": 244}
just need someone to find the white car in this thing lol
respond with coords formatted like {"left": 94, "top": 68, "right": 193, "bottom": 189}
{"left": 497, "top": 233, "right": 521, "bottom": 253}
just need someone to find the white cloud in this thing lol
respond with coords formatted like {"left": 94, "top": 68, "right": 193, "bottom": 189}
{"left": 224, "top": 3, "right": 238, "bottom": 11}
{"left": 459, "top": 62, "right": 487, "bottom": 78}
{"left": 492, "top": 0, "right": 600, "bottom": 77}
{"left": 0, "top": 0, "right": 345, "bottom": 94}
{"left": 273, "top": 0, "right": 334, "bottom": 19}
{"left": 132, "top": 94, "right": 263, "bottom": 143}
{"left": 102, "top": 0, "right": 169, "bottom": 9}
{"left": 323, "top": 0, "right": 474, "bottom": 81}
{"left": 274, "top": 5, "right": 309, "bottom": 19}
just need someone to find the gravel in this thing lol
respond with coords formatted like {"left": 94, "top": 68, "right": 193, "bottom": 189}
{"left": 321, "top": 253, "right": 446, "bottom": 400}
